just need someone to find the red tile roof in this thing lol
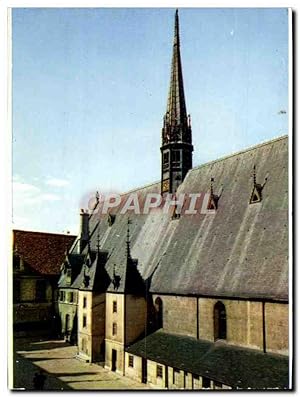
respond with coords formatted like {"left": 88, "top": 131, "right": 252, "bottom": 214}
{"left": 13, "top": 230, "right": 76, "bottom": 276}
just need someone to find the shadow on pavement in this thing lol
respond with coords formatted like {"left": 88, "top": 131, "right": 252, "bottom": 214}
{"left": 13, "top": 352, "right": 73, "bottom": 391}
{"left": 14, "top": 339, "right": 72, "bottom": 352}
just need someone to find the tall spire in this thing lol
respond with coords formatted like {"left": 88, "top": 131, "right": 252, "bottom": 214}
{"left": 165, "top": 9, "right": 188, "bottom": 133}
{"left": 161, "top": 10, "right": 193, "bottom": 194}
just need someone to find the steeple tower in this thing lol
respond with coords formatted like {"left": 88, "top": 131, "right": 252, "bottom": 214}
{"left": 161, "top": 9, "right": 193, "bottom": 194}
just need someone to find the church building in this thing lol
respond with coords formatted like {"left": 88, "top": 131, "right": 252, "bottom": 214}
{"left": 57, "top": 10, "right": 289, "bottom": 390}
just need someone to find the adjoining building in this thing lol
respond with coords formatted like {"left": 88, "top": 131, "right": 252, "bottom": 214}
{"left": 57, "top": 10, "right": 290, "bottom": 390}
{"left": 13, "top": 229, "right": 76, "bottom": 337}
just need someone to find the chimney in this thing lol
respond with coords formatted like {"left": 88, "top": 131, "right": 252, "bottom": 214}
{"left": 79, "top": 209, "right": 89, "bottom": 253}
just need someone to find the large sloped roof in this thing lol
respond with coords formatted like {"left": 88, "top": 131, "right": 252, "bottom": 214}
{"left": 87, "top": 135, "right": 288, "bottom": 301}
{"left": 126, "top": 330, "right": 289, "bottom": 389}
{"left": 13, "top": 230, "right": 76, "bottom": 276}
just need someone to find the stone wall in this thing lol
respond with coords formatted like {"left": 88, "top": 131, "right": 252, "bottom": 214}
{"left": 91, "top": 293, "right": 106, "bottom": 361}
{"left": 78, "top": 290, "right": 93, "bottom": 360}
{"left": 105, "top": 293, "right": 125, "bottom": 373}
{"left": 152, "top": 295, "right": 197, "bottom": 338}
{"left": 105, "top": 339, "right": 125, "bottom": 374}
{"left": 152, "top": 294, "right": 288, "bottom": 355}
{"left": 125, "top": 295, "right": 147, "bottom": 345}
{"left": 106, "top": 293, "right": 124, "bottom": 344}
{"left": 124, "top": 352, "right": 142, "bottom": 382}
{"left": 265, "top": 302, "right": 289, "bottom": 355}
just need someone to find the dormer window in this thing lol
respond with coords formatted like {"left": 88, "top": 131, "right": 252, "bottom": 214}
{"left": 249, "top": 165, "right": 266, "bottom": 204}
{"left": 250, "top": 188, "right": 262, "bottom": 204}
{"left": 172, "top": 205, "right": 181, "bottom": 220}
{"left": 207, "top": 178, "right": 219, "bottom": 211}
{"left": 108, "top": 214, "right": 116, "bottom": 226}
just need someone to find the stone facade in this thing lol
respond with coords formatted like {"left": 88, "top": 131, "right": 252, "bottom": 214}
{"left": 77, "top": 290, "right": 106, "bottom": 362}
{"left": 57, "top": 288, "right": 78, "bottom": 342}
{"left": 124, "top": 353, "right": 233, "bottom": 390}
{"left": 104, "top": 292, "right": 147, "bottom": 374}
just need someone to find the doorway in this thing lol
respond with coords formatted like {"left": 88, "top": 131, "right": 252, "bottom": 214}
{"left": 111, "top": 349, "right": 117, "bottom": 372}
{"left": 165, "top": 365, "right": 169, "bottom": 388}
{"left": 141, "top": 357, "right": 147, "bottom": 384}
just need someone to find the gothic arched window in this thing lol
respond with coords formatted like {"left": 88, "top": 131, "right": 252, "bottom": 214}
{"left": 214, "top": 301, "right": 227, "bottom": 341}
{"left": 155, "top": 297, "right": 163, "bottom": 329}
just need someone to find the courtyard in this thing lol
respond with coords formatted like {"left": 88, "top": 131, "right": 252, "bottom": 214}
{"left": 12, "top": 337, "right": 151, "bottom": 390}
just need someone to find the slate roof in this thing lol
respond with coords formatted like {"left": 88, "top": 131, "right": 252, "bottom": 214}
{"left": 85, "top": 135, "right": 288, "bottom": 301}
{"left": 13, "top": 230, "right": 76, "bottom": 276}
{"left": 126, "top": 331, "right": 289, "bottom": 390}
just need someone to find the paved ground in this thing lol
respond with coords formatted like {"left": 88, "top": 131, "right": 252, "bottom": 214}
{"left": 12, "top": 338, "right": 151, "bottom": 390}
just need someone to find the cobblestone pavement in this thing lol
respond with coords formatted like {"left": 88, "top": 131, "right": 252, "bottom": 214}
{"left": 12, "top": 338, "right": 151, "bottom": 390}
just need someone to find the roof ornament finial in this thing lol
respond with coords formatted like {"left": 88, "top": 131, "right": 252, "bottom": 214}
{"left": 253, "top": 165, "right": 257, "bottom": 186}
{"left": 126, "top": 218, "right": 132, "bottom": 262}
{"left": 96, "top": 227, "right": 100, "bottom": 253}
{"left": 96, "top": 190, "right": 100, "bottom": 203}
{"left": 210, "top": 177, "right": 215, "bottom": 196}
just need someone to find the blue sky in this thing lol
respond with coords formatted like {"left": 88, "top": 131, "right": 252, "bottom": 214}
{"left": 12, "top": 8, "right": 289, "bottom": 234}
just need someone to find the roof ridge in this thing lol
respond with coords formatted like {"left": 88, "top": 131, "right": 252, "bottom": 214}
{"left": 190, "top": 134, "right": 288, "bottom": 173}
{"left": 13, "top": 229, "right": 76, "bottom": 238}
{"left": 114, "top": 135, "right": 288, "bottom": 196}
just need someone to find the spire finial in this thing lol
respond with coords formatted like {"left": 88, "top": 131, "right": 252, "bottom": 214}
{"left": 174, "top": 9, "right": 180, "bottom": 47}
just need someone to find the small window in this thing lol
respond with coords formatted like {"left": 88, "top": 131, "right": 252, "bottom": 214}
{"left": 156, "top": 365, "right": 163, "bottom": 378}
{"left": 83, "top": 315, "right": 87, "bottom": 328}
{"left": 81, "top": 338, "right": 86, "bottom": 353}
{"left": 202, "top": 377, "right": 210, "bottom": 389}
{"left": 13, "top": 255, "right": 21, "bottom": 271}
{"left": 128, "top": 355, "right": 134, "bottom": 368}
{"left": 13, "top": 280, "right": 21, "bottom": 303}
{"left": 83, "top": 296, "right": 87, "bottom": 308}
{"left": 113, "top": 301, "right": 117, "bottom": 313}
{"left": 163, "top": 152, "right": 169, "bottom": 164}
{"left": 35, "top": 280, "right": 46, "bottom": 302}
{"left": 108, "top": 214, "right": 116, "bottom": 226}
{"left": 59, "top": 291, "right": 64, "bottom": 302}
{"left": 112, "top": 322, "right": 117, "bottom": 336}
{"left": 69, "top": 292, "right": 74, "bottom": 303}
{"left": 171, "top": 150, "right": 181, "bottom": 162}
